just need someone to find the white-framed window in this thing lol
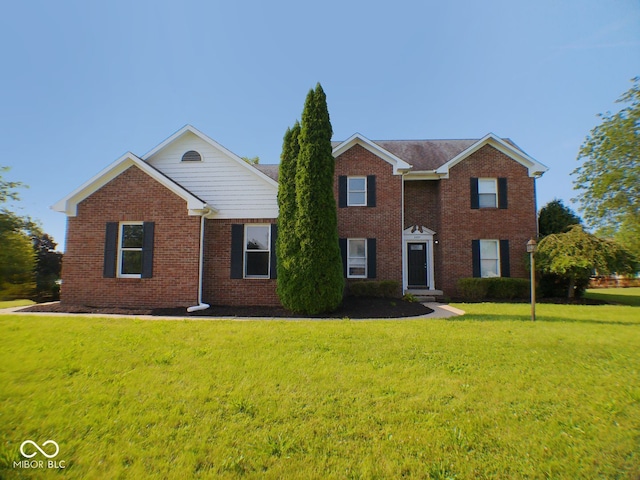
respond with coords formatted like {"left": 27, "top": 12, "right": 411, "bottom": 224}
{"left": 118, "top": 222, "right": 144, "bottom": 278}
{"left": 347, "top": 238, "right": 367, "bottom": 278}
{"left": 347, "top": 177, "right": 367, "bottom": 206}
{"left": 244, "top": 224, "right": 270, "bottom": 278}
{"left": 480, "top": 239, "right": 500, "bottom": 278}
{"left": 478, "top": 178, "right": 498, "bottom": 208}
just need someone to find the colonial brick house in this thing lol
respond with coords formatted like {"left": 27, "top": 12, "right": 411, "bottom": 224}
{"left": 53, "top": 125, "right": 547, "bottom": 310}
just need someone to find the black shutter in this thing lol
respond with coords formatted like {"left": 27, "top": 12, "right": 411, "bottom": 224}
{"left": 339, "top": 238, "right": 347, "bottom": 277}
{"left": 472, "top": 240, "right": 481, "bottom": 278}
{"left": 500, "top": 239, "right": 510, "bottom": 277}
{"left": 367, "top": 175, "right": 376, "bottom": 207}
{"left": 498, "top": 178, "right": 508, "bottom": 209}
{"left": 103, "top": 222, "right": 118, "bottom": 278}
{"left": 270, "top": 224, "right": 278, "bottom": 279}
{"left": 141, "top": 222, "right": 155, "bottom": 278}
{"left": 470, "top": 178, "right": 479, "bottom": 209}
{"left": 338, "top": 176, "right": 347, "bottom": 208}
{"left": 367, "top": 238, "right": 377, "bottom": 279}
{"left": 230, "top": 224, "right": 244, "bottom": 279}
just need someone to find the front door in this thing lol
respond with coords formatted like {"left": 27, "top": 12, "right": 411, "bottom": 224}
{"left": 408, "top": 242, "right": 427, "bottom": 287}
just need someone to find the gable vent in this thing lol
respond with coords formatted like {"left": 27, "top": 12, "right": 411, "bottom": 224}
{"left": 181, "top": 150, "right": 202, "bottom": 162}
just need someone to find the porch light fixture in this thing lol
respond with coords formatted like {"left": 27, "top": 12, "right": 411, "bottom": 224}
{"left": 527, "top": 239, "right": 537, "bottom": 321}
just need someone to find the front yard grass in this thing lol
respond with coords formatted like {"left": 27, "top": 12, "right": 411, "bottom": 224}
{"left": 0, "top": 299, "right": 35, "bottom": 309}
{"left": 585, "top": 286, "right": 640, "bottom": 307}
{"left": 1, "top": 303, "right": 639, "bottom": 479}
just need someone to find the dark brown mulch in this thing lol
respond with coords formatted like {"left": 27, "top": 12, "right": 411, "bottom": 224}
{"left": 20, "top": 296, "right": 433, "bottom": 319}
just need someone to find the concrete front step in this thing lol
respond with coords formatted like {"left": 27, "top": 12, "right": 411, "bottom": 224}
{"left": 414, "top": 296, "right": 437, "bottom": 302}
{"left": 405, "top": 289, "right": 444, "bottom": 303}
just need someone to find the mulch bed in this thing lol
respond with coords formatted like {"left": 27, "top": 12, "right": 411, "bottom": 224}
{"left": 20, "top": 296, "right": 434, "bottom": 319}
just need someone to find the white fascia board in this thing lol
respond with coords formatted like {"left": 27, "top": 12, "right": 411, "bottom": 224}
{"left": 435, "top": 133, "right": 549, "bottom": 178}
{"left": 142, "top": 124, "right": 279, "bottom": 189}
{"left": 51, "top": 153, "right": 209, "bottom": 216}
{"left": 333, "top": 133, "right": 413, "bottom": 175}
{"left": 403, "top": 171, "right": 443, "bottom": 180}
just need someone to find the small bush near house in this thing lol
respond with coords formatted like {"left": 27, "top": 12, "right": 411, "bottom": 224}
{"left": 349, "top": 280, "right": 400, "bottom": 298}
{"left": 457, "top": 278, "right": 530, "bottom": 301}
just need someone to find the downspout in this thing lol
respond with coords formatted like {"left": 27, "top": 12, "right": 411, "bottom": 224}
{"left": 187, "top": 210, "right": 212, "bottom": 313}
{"left": 401, "top": 171, "right": 406, "bottom": 294}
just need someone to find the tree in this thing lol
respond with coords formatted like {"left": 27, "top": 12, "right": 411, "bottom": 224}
{"left": 278, "top": 84, "right": 344, "bottom": 314}
{"left": 242, "top": 156, "right": 260, "bottom": 165}
{"left": 538, "top": 199, "right": 581, "bottom": 237}
{"left": 276, "top": 122, "right": 301, "bottom": 309}
{"left": 537, "top": 199, "right": 584, "bottom": 298}
{"left": 536, "top": 225, "right": 638, "bottom": 299}
{"left": 32, "top": 232, "right": 63, "bottom": 301}
{"left": 573, "top": 77, "right": 640, "bottom": 258}
{"left": 0, "top": 166, "right": 36, "bottom": 299}
{"left": 0, "top": 230, "right": 36, "bottom": 299}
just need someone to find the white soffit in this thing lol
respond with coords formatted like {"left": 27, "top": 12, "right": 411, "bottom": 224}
{"left": 51, "top": 153, "right": 210, "bottom": 216}
{"left": 435, "top": 133, "right": 549, "bottom": 178}
{"left": 142, "top": 124, "right": 279, "bottom": 189}
{"left": 333, "top": 133, "right": 413, "bottom": 175}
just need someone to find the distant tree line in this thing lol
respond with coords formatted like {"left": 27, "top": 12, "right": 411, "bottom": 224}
{"left": 0, "top": 166, "right": 62, "bottom": 301}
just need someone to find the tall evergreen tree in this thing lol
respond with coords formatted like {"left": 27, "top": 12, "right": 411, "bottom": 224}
{"left": 276, "top": 122, "right": 301, "bottom": 309}
{"left": 538, "top": 199, "right": 581, "bottom": 237}
{"left": 283, "top": 84, "right": 344, "bottom": 314}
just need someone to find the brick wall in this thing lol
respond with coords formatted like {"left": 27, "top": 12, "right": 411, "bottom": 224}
{"left": 437, "top": 145, "right": 538, "bottom": 295}
{"left": 404, "top": 180, "right": 441, "bottom": 287}
{"left": 203, "top": 218, "right": 280, "bottom": 306}
{"left": 61, "top": 166, "right": 201, "bottom": 308}
{"left": 334, "top": 144, "right": 403, "bottom": 291}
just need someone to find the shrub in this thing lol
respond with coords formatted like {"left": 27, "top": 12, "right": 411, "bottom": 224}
{"left": 349, "top": 280, "right": 400, "bottom": 298}
{"left": 402, "top": 293, "right": 418, "bottom": 303}
{"left": 0, "top": 281, "right": 36, "bottom": 301}
{"left": 457, "top": 278, "right": 489, "bottom": 301}
{"left": 457, "top": 278, "right": 530, "bottom": 301}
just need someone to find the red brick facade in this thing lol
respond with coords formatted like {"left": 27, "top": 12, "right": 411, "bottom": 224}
{"left": 203, "top": 218, "right": 279, "bottom": 307}
{"left": 334, "top": 144, "right": 404, "bottom": 291}
{"left": 61, "top": 166, "right": 201, "bottom": 308}
{"left": 60, "top": 139, "right": 540, "bottom": 308}
{"left": 404, "top": 145, "right": 537, "bottom": 295}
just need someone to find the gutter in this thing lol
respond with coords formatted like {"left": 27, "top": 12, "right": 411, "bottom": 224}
{"left": 187, "top": 207, "right": 215, "bottom": 313}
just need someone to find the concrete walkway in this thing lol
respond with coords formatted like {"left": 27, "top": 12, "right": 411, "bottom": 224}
{"left": 423, "top": 302, "right": 465, "bottom": 318}
{"left": 0, "top": 302, "right": 464, "bottom": 320}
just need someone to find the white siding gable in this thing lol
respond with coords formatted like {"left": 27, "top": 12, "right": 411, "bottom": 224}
{"left": 145, "top": 130, "right": 278, "bottom": 219}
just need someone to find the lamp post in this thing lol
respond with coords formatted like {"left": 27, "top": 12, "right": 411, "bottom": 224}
{"left": 526, "top": 239, "right": 537, "bottom": 321}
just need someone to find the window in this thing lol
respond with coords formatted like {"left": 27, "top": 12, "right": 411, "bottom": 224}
{"left": 478, "top": 178, "right": 497, "bottom": 208}
{"left": 244, "top": 225, "right": 270, "bottom": 278}
{"left": 118, "top": 223, "right": 144, "bottom": 277}
{"left": 230, "top": 224, "right": 277, "bottom": 280}
{"left": 347, "top": 177, "right": 367, "bottom": 206}
{"left": 347, "top": 239, "right": 367, "bottom": 278}
{"left": 339, "top": 176, "right": 376, "bottom": 208}
{"left": 104, "top": 222, "right": 154, "bottom": 279}
{"left": 480, "top": 239, "right": 500, "bottom": 278}
{"left": 471, "top": 177, "right": 507, "bottom": 209}
{"left": 181, "top": 150, "right": 202, "bottom": 162}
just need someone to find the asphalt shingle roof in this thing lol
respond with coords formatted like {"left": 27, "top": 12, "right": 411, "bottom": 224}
{"left": 256, "top": 137, "right": 527, "bottom": 181}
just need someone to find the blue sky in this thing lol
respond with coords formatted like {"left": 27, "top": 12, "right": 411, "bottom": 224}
{"left": 1, "top": 0, "right": 639, "bottom": 251}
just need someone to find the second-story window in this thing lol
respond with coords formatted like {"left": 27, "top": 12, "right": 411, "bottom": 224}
{"left": 347, "top": 177, "right": 367, "bottom": 206}
{"left": 478, "top": 178, "right": 497, "bottom": 208}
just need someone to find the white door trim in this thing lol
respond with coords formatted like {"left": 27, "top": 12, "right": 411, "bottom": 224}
{"left": 403, "top": 225, "right": 436, "bottom": 291}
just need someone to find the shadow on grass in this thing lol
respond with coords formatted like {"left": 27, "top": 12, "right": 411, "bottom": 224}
{"left": 449, "top": 314, "right": 640, "bottom": 326}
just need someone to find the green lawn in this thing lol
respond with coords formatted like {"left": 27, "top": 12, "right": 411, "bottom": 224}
{"left": 1, "top": 304, "right": 639, "bottom": 479}
{"left": 585, "top": 287, "right": 640, "bottom": 307}
{"left": 0, "top": 299, "right": 34, "bottom": 309}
